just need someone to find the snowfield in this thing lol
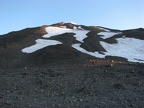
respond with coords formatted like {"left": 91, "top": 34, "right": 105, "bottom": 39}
{"left": 22, "top": 39, "right": 62, "bottom": 53}
{"left": 22, "top": 26, "right": 144, "bottom": 63}
{"left": 100, "top": 37, "right": 144, "bottom": 62}
{"left": 43, "top": 26, "right": 89, "bottom": 42}
{"left": 72, "top": 38, "right": 144, "bottom": 63}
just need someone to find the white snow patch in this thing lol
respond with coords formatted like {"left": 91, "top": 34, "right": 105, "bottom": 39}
{"left": 72, "top": 37, "right": 144, "bottom": 63}
{"left": 43, "top": 26, "right": 89, "bottom": 42}
{"left": 73, "top": 26, "right": 77, "bottom": 30}
{"left": 65, "top": 22, "right": 77, "bottom": 25}
{"left": 73, "top": 30, "right": 90, "bottom": 43}
{"left": 72, "top": 44, "right": 105, "bottom": 58}
{"left": 43, "top": 27, "right": 72, "bottom": 38}
{"left": 98, "top": 32, "right": 121, "bottom": 39}
{"left": 100, "top": 37, "right": 144, "bottom": 63}
{"left": 78, "top": 26, "right": 84, "bottom": 30}
{"left": 22, "top": 39, "right": 62, "bottom": 53}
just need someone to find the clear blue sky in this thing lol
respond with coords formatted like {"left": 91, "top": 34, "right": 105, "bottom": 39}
{"left": 0, "top": 0, "right": 144, "bottom": 35}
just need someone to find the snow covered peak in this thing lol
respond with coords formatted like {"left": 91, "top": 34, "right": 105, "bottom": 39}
{"left": 64, "top": 22, "right": 77, "bottom": 25}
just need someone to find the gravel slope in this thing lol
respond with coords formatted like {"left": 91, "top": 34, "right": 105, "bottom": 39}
{"left": 0, "top": 59, "right": 144, "bottom": 108}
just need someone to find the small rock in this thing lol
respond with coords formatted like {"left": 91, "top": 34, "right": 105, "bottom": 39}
{"left": 138, "top": 71, "right": 144, "bottom": 76}
{"left": 131, "top": 70, "right": 135, "bottom": 73}
{"left": 112, "top": 83, "right": 125, "bottom": 90}
{"left": 110, "top": 64, "right": 113, "bottom": 67}
{"left": 106, "top": 64, "right": 113, "bottom": 67}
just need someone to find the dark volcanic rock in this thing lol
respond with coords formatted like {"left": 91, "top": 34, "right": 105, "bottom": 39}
{"left": 25, "top": 45, "right": 81, "bottom": 65}
{"left": 0, "top": 25, "right": 47, "bottom": 48}
{"left": 112, "top": 83, "right": 126, "bottom": 90}
{"left": 80, "top": 25, "right": 103, "bottom": 31}
{"left": 0, "top": 26, "right": 48, "bottom": 68}
{"left": 103, "top": 34, "right": 123, "bottom": 44}
{"left": 123, "top": 28, "right": 144, "bottom": 40}
{"left": 49, "top": 33, "right": 80, "bottom": 46}
{"left": 81, "top": 31, "right": 106, "bottom": 52}
{"left": 105, "top": 56, "right": 128, "bottom": 62}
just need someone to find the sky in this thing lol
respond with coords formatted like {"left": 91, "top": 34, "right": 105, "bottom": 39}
{"left": 0, "top": 0, "right": 144, "bottom": 35}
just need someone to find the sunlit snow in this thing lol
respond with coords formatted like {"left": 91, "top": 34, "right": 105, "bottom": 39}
{"left": 65, "top": 22, "right": 77, "bottom": 25}
{"left": 73, "top": 26, "right": 77, "bottom": 30}
{"left": 78, "top": 26, "right": 84, "bottom": 30}
{"left": 72, "top": 38, "right": 144, "bottom": 63}
{"left": 43, "top": 26, "right": 89, "bottom": 42}
{"left": 100, "top": 37, "right": 144, "bottom": 63}
{"left": 22, "top": 39, "right": 62, "bottom": 53}
{"left": 72, "top": 44, "right": 105, "bottom": 58}
{"left": 43, "top": 27, "right": 72, "bottom": 38}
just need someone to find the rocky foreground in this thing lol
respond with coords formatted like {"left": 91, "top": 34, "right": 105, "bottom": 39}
{"left": 0, "top": 58, "right": 144, "bottom": 108}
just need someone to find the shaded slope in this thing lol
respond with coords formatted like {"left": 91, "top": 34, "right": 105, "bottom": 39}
{"left": 0, "top": 26, "right": 48, "bottom": 68}
{"left": 122, "top": 28, "right": 144, "bottom": 40}
{"left": 80, "top": 31, "right": 106, "bottom": 52}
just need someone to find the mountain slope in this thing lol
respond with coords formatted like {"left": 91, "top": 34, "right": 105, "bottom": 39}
{"left": 0, "top": 22, "right": 144, "bottom": 68}
{"left": 22, "top": 23, "right": 144, "bottom": 63}
{"left": 0, "top": 22, "right": 144, "bottom": 108}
